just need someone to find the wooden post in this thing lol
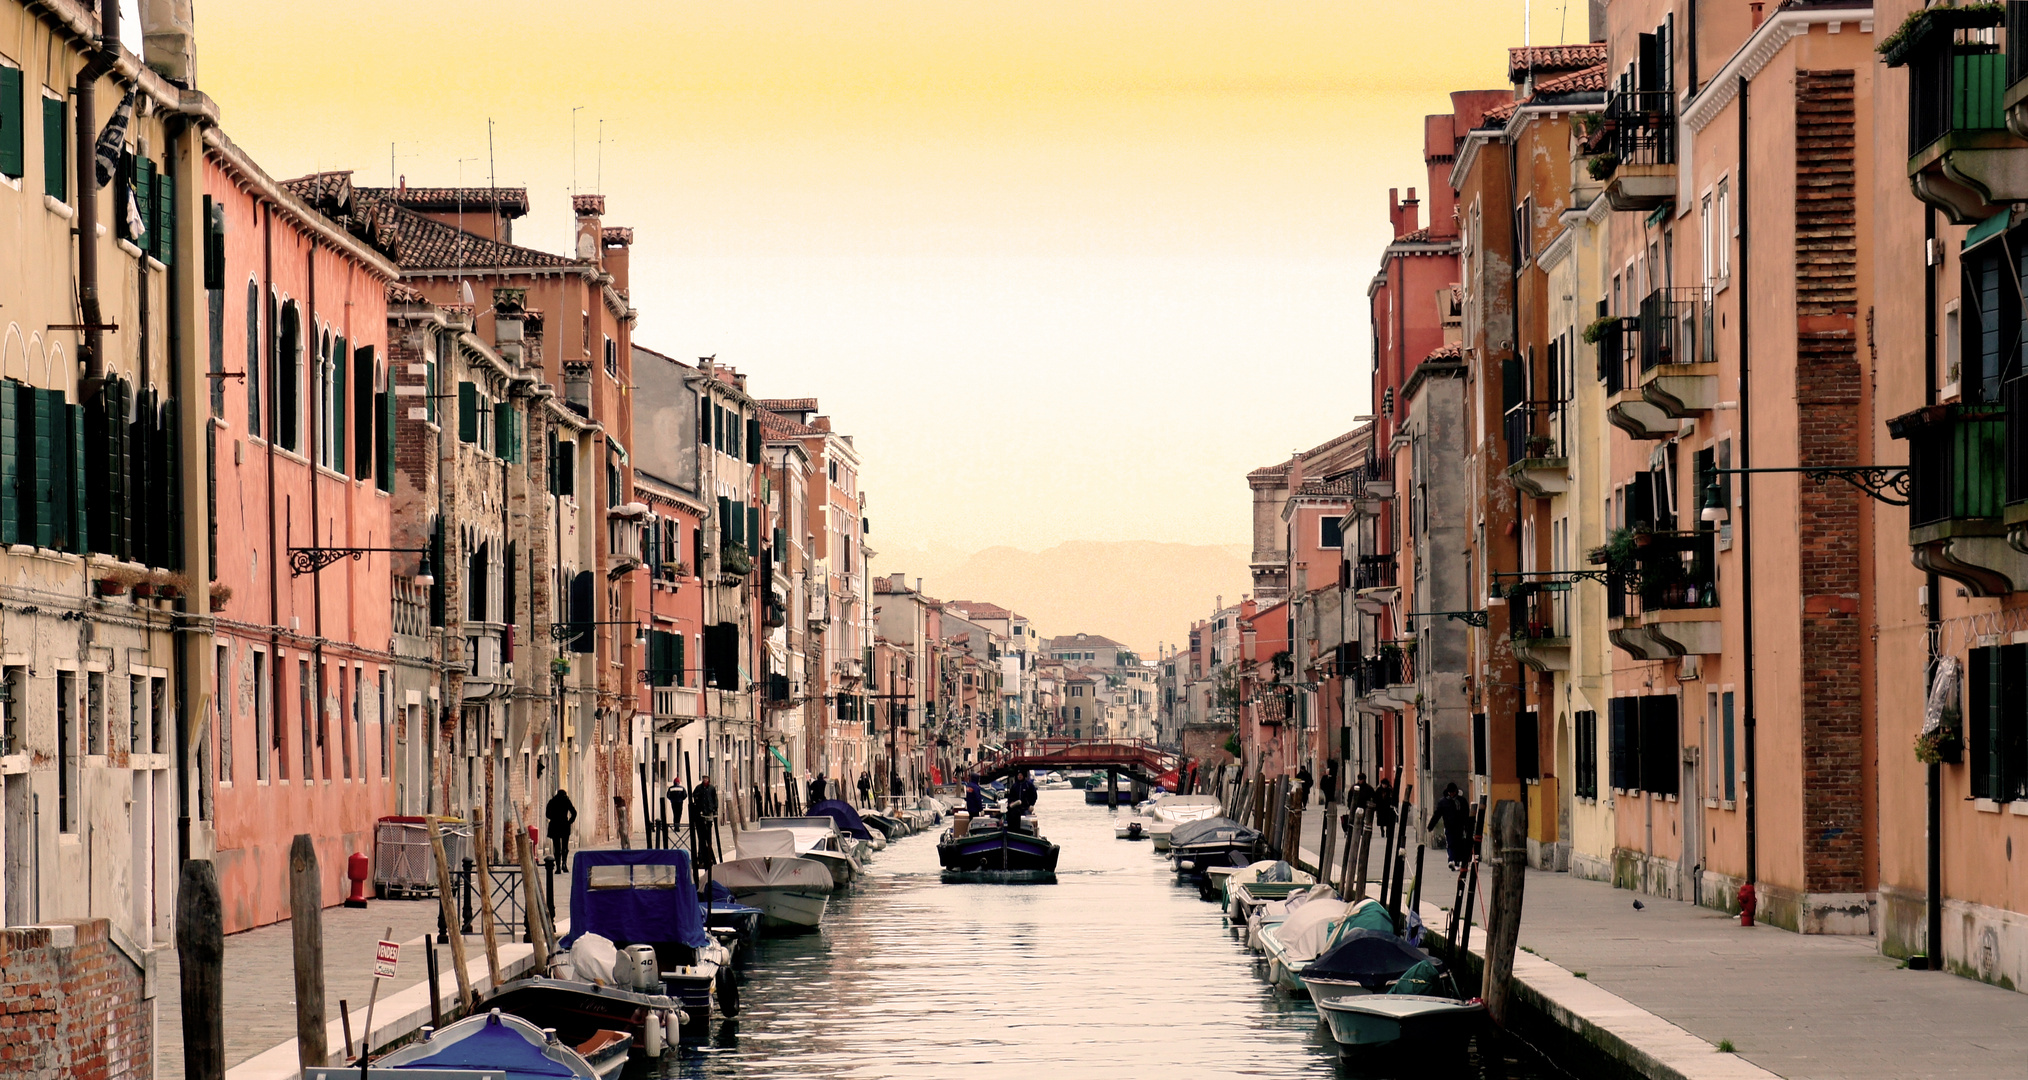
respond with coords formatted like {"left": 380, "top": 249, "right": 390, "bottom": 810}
{"left": 176, "top": 859, "right": 226, "bottom": 1080}
{"left": 1386, "top": 786, "right": 1414, "bottom": 925}
{"left": 473, "top": 811, "right": 503, "bottom": 987}
{"left": 515, "top": 825, "right": 553, "bottom": 963}
{"left": 339, "top": 999, "right": 353, "bottom": 1061}
{"left": 1350, "top": 807, "right": 1374, "bottom": 899}
{"left": 1483, "top": 799, "right": 1528, "bottom": 1028}
{"left": 1318, "top": 799, "right": 1337, "bottom": 887}
{"left": 427, "top": 816, "right": 475, "bottom": 1011}
{"left": 288, "top": 834, "right": 329, "bottom": 1070}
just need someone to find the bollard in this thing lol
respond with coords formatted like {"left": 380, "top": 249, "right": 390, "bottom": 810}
{"left": 288, "top": 834, "right": 329, "bottom": 1069}
{"left": 460, "top": 857, "right": 476, "bottom": 934}
{"left": 176, "top": 860, "right": 226, "bottom": 1080}
{"left": 1483, "top": 800, "right": 1528, "bottom": 1028}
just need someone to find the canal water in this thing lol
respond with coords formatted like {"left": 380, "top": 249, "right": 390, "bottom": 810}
{"left": 650, "top": 787, "right": 1566, "bottom": 1079}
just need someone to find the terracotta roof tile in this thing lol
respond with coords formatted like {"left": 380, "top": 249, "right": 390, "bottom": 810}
{"left": 602, "top": 226, "right": 634, "bottom": 246}
{"left": 760, "top": 397, "right": 820, "bottom": 413}
{"left": 341, "top": 186, "right": 583, "bottom": 272}
{"left": 387, "top": 186, "right": 530, "bottom": 218}
{"left": 758, "top": 408, "right": 820, "bottom": 440}
{"left": 1533, "top": 63, "right": 1607, "bottom": 95}
{"left": 1426, "top": 342, "right": 1465, "bottom": 360}
{"left": 1485, "top": 99, "right": 1521, "bottom": 123}
{"left": 573, "top": 194, "right": 607, "bottom": 216}
{"left": 1508, "top": 44, "right": 1606, "bottom": 81}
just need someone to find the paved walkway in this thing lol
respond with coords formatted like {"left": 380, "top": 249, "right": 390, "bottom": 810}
{"left": 157, "top": 866, "right": 572, "bottom": 1075}
{"left": 1286, "top": 799, "right": 2028, "bottom": 1079}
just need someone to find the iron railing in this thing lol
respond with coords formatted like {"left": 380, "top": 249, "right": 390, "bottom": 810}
{"left": 440, "top": 855, "right": 558, "bottom": 946}
{"left": 1504, "top": 400, "right": 1568, "bottom": 464}
{"left": 1598, "top": 317, "right": 1632, "bottom": 395}
{"left": 1602, "top": 89, "right": 1678, "bottom": 167}
{"left": 1637, "top": 288, "right": 1714, "bottom": 372}
{"left": 1908, "top": 17, "right": 2008, "bottom": 155}
{"left": 1354, "top": 553, "right": 1398, "bottom": 591}
{"left": 1508, "top": 582, "right": 1571, "bottom": 641}
{"left": 1896, "top": 403, "right": 2008, "bottom": 528}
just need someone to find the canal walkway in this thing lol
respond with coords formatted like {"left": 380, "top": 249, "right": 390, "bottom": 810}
{"left": 1294, "top": 803, "right": 2028, "bottom": 1080}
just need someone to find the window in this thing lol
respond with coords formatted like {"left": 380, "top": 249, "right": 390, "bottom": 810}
{"left": 1472, "top": 712, "right": 1488, "bottom": 776}
{"left": 1513, "top": 196, "right": 1533, "bottom": 265}
{"left": 378, "top": 671, "right": 390, "bottom": 780}
{"left": 1320, "top": 517, "right": 1343, "bottom": 549}
{"left": 247, "top": 281, "right": 262, "bottom": 436}
{"left": 42, "top": 92, "right": 64, "bottom": 201}
{"left": 129, "top": 674, "right": 147, "bottom": 753}
{"left": 278, "top": 301, "right": 301, "bottom": 451}
{"left": 354, "top": 345, "right": 375, "bottom": 480}
{"left": 300, "top": 658, "right": 315, "bottom": 781}
{"left": 458, "top": 381, "right": 480, "bottom": 444}
{"left": 57, "top": 671, "right": 76, "bottom": 832}
{"left": 1573, "top": 709, "right": 1598, "bottom": 800}
{"left": 1608, "top": 695, "right": 1680, "bottom": 794}
{"left": 1970, "top": 644, "right": 2028, "bottom": 801}
{"left": 603, "top": 335, "right": 617, "bottom": 377}
{"left": 468, "top": 540, "right": 490, "bottom": 622}
{"left": 1723, "top": 691, "right": 1735, "bottom": 802}
{"left": 554, "top": 438, "right": 576, "bottom": 497}
{"left": 152, "top": 676, "right": 168, "bottom": 758}
{"left": 0, "top": 666, "right": 24, "bottom": 756}
{"left": 1707, "top": 690, "right": 1722, "bottom": 801}
{"left": 1516, "top": 710, "right": 1540, "bottom": 781}
{"left": 254, "top": 650, "right": 270, "bottom": 780}
{"left": 218, "top": 645, "right": 233, "bottom": 784}
{"left": 0, "top": 64, "right": 22, "bottom": 180}
{"left": 1963, "top": 244, "right": 2016, "bottom": 404}
{"left": 1714, "top": 179, "right": 1730, "bottom": 280}
{"left": 86, "top": 672, "right": 104, "bottom": 755}
{"left": 208, "top": 279, "right": 226, "bottom": 418}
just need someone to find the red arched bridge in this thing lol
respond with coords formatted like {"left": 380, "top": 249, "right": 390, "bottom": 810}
{"left": 967, "top": 737, "right": 1181, "bottom": 787}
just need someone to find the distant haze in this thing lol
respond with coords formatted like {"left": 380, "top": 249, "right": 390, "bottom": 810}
{"left": 875, "top": 541, "right": 1250, "bottom": 656}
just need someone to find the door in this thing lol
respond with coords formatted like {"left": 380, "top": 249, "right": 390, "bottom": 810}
{"left": 1682, "top": 747, "right": 1702, "bottom": 905}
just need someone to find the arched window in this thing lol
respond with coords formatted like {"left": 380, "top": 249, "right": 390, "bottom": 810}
{"left": 277, "top": 301, "right": 300, "bottom": 452}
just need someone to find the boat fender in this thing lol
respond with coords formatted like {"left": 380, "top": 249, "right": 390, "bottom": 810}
{"left": 1179, "top": 859, "right": 1196, "bottom": 871}
{"left": 644, "top": 1009, "right": 663, "bottom": 1057}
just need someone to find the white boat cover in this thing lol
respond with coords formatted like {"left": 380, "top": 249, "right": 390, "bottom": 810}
{"left": 1152, "top": 795, "right": 1223, "bottom": 824}
{"left": 736, "top": 828, "right": 800, "bottom": 859}
{"left": 1277, "top": 897, "right": 1353, "bottom": 962}
{"left": 712, "top": 855, "right": 835, "bottom": 892}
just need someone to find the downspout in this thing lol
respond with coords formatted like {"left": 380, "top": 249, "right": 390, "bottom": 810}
{"left": 1736, "top": 75, "right": 1758, "bottom": 899}
{"left": 264, "top": 206, "right": 283, "bottom": 785}
{"left": 1687, "top": 0, "right": 1699, "bottom": 95}
{"left": 1925, "top": 206, "right": 1944, "bottom": 968}
{"left": 75, "top": 0, "right": 118, "bottom": 393}
{"left": 307, "top": 241, "right": 323, "bottom": 784}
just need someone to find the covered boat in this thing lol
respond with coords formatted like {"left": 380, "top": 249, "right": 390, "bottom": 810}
{"left": 1169, "top": 817, "right": 1260, "bottom": 886}
{"left": 938, "top": 813, "right": 1060, "bottom": 882}
{"left": 715, "top": 829, "right": 835, "bottom": 932}
{"left": 1300, "top": 927, "right": 1438, "bottom": 1008}
{"left": 1256, "top": 894, "right": 1350, "bottom": 992}
{"left": 808, "top": 799, "right": 882, "bottom": 849}
{"left": 1147, "top": 794, "right": 1222, "bottom": 849}
{"left": 306, "top": 1009, "right": 631, "bottom": 1080}
{"left": 753, "top": 816, "right": 859, "bottom": 885}
{"left": 1317, "top": 990, "right": 1484, "bottom": 1051}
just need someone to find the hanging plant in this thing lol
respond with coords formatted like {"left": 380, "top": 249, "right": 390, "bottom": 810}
{"left": 1581, "top": 314, "right": 1622, "bottom": 345}
{"left": 1586, "top": 152, "right": 1620, "bottom": 181}
{"left": 208, "top": 582, "right": 233, "bottom": 612}
{"left": 1915, "top": 727, "right": 1963, "bottom": 766}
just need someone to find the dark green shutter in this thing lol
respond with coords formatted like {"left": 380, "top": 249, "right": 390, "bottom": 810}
{"left": 718, "top": 495, "right": 733, "bottom": 547}
{"left": 204, "top": 199, "right": 226, "bottom": 290}
{"left": 495, "top": 401, "right": 512, "bottom": 461}
{"left": 429, "top": 520, "right": 446, "bottom": 627}
{"left": 25, "top": 387, "right": 53, "bottom": 548}
{"left": 377, "top": 381, "right": 394, "bottom": 492}
{"left": 458, "top": 382, "right": 477, "bottom": 443}
{"left": 331, "top": 336, "right": 346, "bottom": 467}
{"left": 0, "top": 381, "right": 17, "bottom": 545}
{"left": 42, "top": 96, "right": 63, "bottom": 200}
{"left": 745, "top": 418, "right": 760, "bottom": 464}
{"left": 674, "top": 631, "right": 685, "bottom": 688}
{"left": 205, "top": 423, "right": 217, "bottom": 575}
{"left": 133, "top": 158, "right": 156, "bottom": 247}
{"left": 153, "top": 168, "right": 174, "bottom": 264}
{"left": 1992, "top": 646, "right": 2007, "bottom": 801}
{"left": 747, "top": 506, "right": 760, "bottom": 552}
{"left": 354, "top": 346, "right": 373, "bottom": 479}
{"left": 0, "top": 66, "right": 21, "bottom": 179}
{"left": 55, "top": 398, "right": 83, "bottom": 553}
{"left": 277, "top": 304, "right": 297, "bottom": 451}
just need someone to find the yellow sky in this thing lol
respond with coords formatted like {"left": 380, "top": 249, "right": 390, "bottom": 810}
{"left": 192, "top": 0, "right": 1566, "bottom": 554}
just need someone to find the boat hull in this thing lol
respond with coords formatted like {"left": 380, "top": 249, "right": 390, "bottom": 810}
{"left": 1302, "top": 976, "right": 1382, "bottom": 1009}
{"left": 727, "top": 885, "right": 829, "bottom": 932}
{"left": 938, "top": 827, "right": 1060, "bottom": 876}
{"left": 1317, "top": 994, "right": 1486, "bottom": 1050}
{"left": 485, "top": 977, "right": 683, "bottom": 1049}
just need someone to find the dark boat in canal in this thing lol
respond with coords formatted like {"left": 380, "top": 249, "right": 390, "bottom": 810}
{"left": 1168, "top": 816, "right": 1261, "bottom": 889}
{"left": 938, "top": 812, "right": 1060, "bottom": 882}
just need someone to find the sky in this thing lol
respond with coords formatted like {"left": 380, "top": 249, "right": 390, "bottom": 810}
{"left": 189, "top": 0, "right": 1569, "bottom": 554}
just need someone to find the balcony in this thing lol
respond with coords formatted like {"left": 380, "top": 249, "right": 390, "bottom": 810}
{"left": 1600, "top": 531, "right": 1721, "bottom": 659}
{"left": 1886, "top": 5, "right": 2028, "bottom": 223}
{"left": 1503, "top": 401, "right": 1569, "bottom": 497}
{"left": 1354, "top": 641, "right": 1417, "bottom": 709}
{"left": 1505, "top": 581, "right": 1571, "bottom": 673}
{"left": 1353, "top": 553, "right": 1398, "bottom": 614}
{"left": 1592, "top": 89, "right": 1677, "bottom": 212}
{"left": 2006, "top": 379, "right": 2028, "bottom": 553}
{"left": 1635, "top": 288, "right": 1717, "bottom": 417}
{"left": 1597, "top": 314, "right": 1678, "bottom": 439}
{"left": 1892, "top": 402, "right": 2028, "bottom": 595}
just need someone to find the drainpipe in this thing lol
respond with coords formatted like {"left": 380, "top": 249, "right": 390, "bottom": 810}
{"left": 1924, "top": 206, "right": 1944, "bottom": 969}
{"left": 1736, "top": 75, "right": 1759, "bottom": 904}
{"left": 264, "top": 207, "right": 284, "bottom": 786}
{"left": 75, "top": 0, "right": 119, "bottom": 394}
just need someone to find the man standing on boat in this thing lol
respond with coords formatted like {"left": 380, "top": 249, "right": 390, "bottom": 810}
{"left": 546, "top": 788, "right": 578, "bottom": 868}
{"left": 965, "top": 778, "right": 986, "bottom": 818}
{"left": 1005, "top": 770, "right": 1039, "bottom": 832}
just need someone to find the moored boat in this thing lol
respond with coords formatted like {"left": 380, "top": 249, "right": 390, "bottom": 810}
{"left": 939, "top": 812, "right": 1060, "bottom": 882}
{"left": 1168, "top": 817, "right": 1261, "bottom": 888}
{"left": 716, "top": 829, "right": 835, "bottom": 932}
{"left": 1084, "top": 774, "right": 1138, "bottom": 805}
{"left": 1316, "top": 993, "right": 1485, "bottom": 1051}
{"left": 304, "top": 1008, "right": 631, "bottom": 1080}
{"left": 1299, "top": 928, "right": 1435, "bottom": 1009}
{"left": 754, "top": 815, "right": 859, "bottom": 886}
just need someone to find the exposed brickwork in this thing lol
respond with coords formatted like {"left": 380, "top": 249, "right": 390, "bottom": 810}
{"left": 0, "top": 922, "right": 149, "bottom": 1080}
{"left": 1794, "top": 70, "right": 1866, "bottom": 895}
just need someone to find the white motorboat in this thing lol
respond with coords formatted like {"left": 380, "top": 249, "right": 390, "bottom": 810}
{"left": 1147, "top": 794, "right": 1223, "bottom": 849}
{"left": 716, "top": 829, "right": 834, "bottom": 933}
{"left": 756, "top": 816, "right": 858, "bottom": 886}
{"left": 1115, "top": 816, "right": 1156, "bottom": 840}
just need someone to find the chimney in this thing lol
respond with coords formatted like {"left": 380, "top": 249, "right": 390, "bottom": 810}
{"left": 601, "top": 226, "right": 633, "bottom": 294}
{"left": 140, "top": 0, "right": 196, "bottom": 85}
{"left": 492, "top": 287, "right": 527, "bottom": 369}
{"left": 1402, "top": 187, "right": 1420, "bottom": 237}
{"left": 572, "top": 194, "right": 605, "bottom": 264}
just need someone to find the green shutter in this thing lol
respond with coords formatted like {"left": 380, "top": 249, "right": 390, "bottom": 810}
{"left": 52, "top": 398, "right": 82, "bottom": 553}
{"left": 674, "top": 631, "right": 685, "bottom": 688}
{"left": 25, "top": 387, "right": 53, "bottom": 548}
{"left": 717, "top": 496, "right": 733, "bottom": 546}
{"left": 331, "top": 336, "right": 346, "bottom": 468}
{"left": 0, "top": 381, "right": 17, "bottom": 545}
{"left": 354, "top": 346, "right": 373, "bottom": 480}
{"left": 495, "top": 400, "right": 512, "bottom": 460}
{"left": 134, "top": 158, "right": 156, "bottom": 247}
{"left": 458, "top": 382, "right": 477, "bottom": 443}
{"left": 375, "top": 390, "right": 393, "bottom": 491}
{"left": 42, "top": 96, "right": 64, "bottom": 200}
{"left": 153, "top": 167, "right": 174, "bottom": 264}
{"left": 746, "top": 418, "right": 761, "bottom": 464}
{"left": 747, "top": 506, "right": 759, "bottom": 552}
{"left": 0, "top": 67, "right": 22, "bottom": 179}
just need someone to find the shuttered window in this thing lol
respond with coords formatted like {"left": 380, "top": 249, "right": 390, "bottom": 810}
{"left": 330, "top": 335, "right": 346, "bottom": 468}
{"left": 1638, "top": 695, "right": 1679, "bottom": 795}
{"left": 152, "top": 167, "right": 174, "bottom": 264}
{"left": 376, "top": 378, "right": 394, "bottom": 492}
{"left": 0, "top": 382, "right": 18, "bottom": 544}
{"left": 0, "top": 66, "right": 21, "bottom": 179}
{"left": 745, "top": 417, "right": 761, "bottom": 464}
{"left": 246, "top": 283, "right": 262, "bottom": 437}
{"left": 718, "top": 495, "right": 733, "bottom": 548}
{"left": 42, "top": 95, "right": 64, "bottom": 200}
{"left": 458, "top": 381, "right": 478, "bottom": 443}
{"left": 1608, "top": 698, "right": 1639, "bottom": 791}
{"left": 277, "top": 302, "right": 299, "bottom": 451}
{"left": 648, "top": 629, "right": 682, "bottom": 687}
{"left": 354, "top": 346, "right": 374, "bottom": 480}
{"left": 2, "top": 383, "right": 87, "bottom": 552}
{"left": 1515, "top": 710, "right": 1540, "bottom": 782}
{"left": 1971, "top": 644, "right": 2028, "bottom": 802}
{"left": 1573, "top": 709, "right": 1598, "bottom": 800}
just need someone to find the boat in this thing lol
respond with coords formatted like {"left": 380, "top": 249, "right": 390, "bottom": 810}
{"left": 1168, "top": 817, "right": 1261, "bottom": 888}
{"left": 1147, "top": 794, "right": 1222, "bottom": 850}
{"left": 1241, "top": 881, "right": 1336, "bottom": 950}
{"left": 753, "top": 815, "right": 860, "bottom": 886}
{"left": 938, "top": 809, "right": 1060, "bottom": 882}
{"left": 1222, "top": 860, "right": 1314, "bottom": 918}
{"left": 1115, "top": 816, "right": 1155, "bottom": 840}
{"left": 1299, "top": 927, "right": 1436, "bottom": 1009}
{"left": 1316, "top": 992, "right": 1484, "bottom": 1052}
{"left": 700, "top": 884, "right": 765, "bottom": 958}
{"left": 808, "top": 799, "right": 884, "bottom": 851}
{"left": 1084, "top": 774, "right": 1138, "bottom": 805}
{"left": 304, "top": 1008, "right": 632, "bottom": 1080}
{"left": 1036, "top": 771, "right": 1071, "bottom": 790}
{"left": 489, "top": 850, "right": 726, "bottom": 1040}
{"left": 715, "top": 828, "right": 836, "bottom": 932}
{"left": 1256, "top": 894, "right": 1350, "bottom": 991}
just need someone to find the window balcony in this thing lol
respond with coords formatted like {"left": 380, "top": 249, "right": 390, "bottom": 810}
{"left": 1634, "top": 288, "right": 1717, "bottom": 417}
{"left": 1354, "top": 641, "right": 1416, "bottom": 708}
{"left": 1353, "top": 553, "right": 1398, "bottom": 615}
{"left": 1602, "top": 531, "right": 1721, "bottom": 659}
{"left": 1504, "top": 580, "right": 1571, "bottom": 673}
{"left": 1598, "top": 314, "right": 1678, "bottom": 440}
{"left": 1887, "top": 5, "right": 2028, "bottom": 223}
{"left": 1503, "top": 401, "right": 1569, "bottom": 497}
{"left": 1890, "top": 402, "right": 2028, "bottom": 596}
{"left": 1592, "top": 89, "right": 1678, "bottom": 211}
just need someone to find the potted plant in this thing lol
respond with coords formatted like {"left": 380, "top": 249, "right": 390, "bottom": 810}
{"left": 131, "top": 575, "right": 155, "bottom": 599}
{"left": 1526, "top": 434, "right": 1556, "bottom": 459}
{"left": 1915, "top": 725, "right": 1963, "bottom": 766}
{"left": 96, "top": 567, "right": 143, "bottom": 596}
{"left": 551, "top": 657, "right": 572, "bottom": 678}
{"left": 153, "top": 571, "right": 187, "bottom": 601}
{"left": 208, "top": 582, "right": 233, "bottom": 613}
{"left": 1586, "top": 152, "right": 1620, "bottom": 181}
{"left": 1582, "top": 314, "right": 1622, "bottom": 345}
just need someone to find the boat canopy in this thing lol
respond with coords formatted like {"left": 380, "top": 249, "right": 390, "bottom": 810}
{"left": 712, "top": 855, "right": 835, "bottom": 891}
{"left": 559, "top": 849, "right": 711, "bottom": 952}
{"left": 807, "top": 799, "right": 876, "bottom": 840}
{"left": 1168, "top": 817, "right": 1259, "bottom": 848}
{"left": 1275, "top": 897, "right": 1352, "bottom": 962}
{"left": 1304, "top": 928, "right": 1433, "bottom": 990}
{"left": 398, "top": 1012, "right": 580, "bottom": 1077}
{"left": 736, "top": 828, "right": 800, "bottom": 858}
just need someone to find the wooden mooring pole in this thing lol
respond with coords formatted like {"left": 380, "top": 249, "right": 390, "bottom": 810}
{"left": 474, "top": 811, "right": 502, "bottom": 987}
{"left": 427, "top": 816, "right": 475, "bottom": 1011}
{"left": 176, "top": 859, "right": 225, "bottom": 1080}
{"left": 1483, "top": 799, "right": 1528, "bottom": 1028}
{"left": 1349, "top": 807, "right": 1373, "bottom": 899}
{"left": 288, "top": 834, "right": 329, "bottom": 1070}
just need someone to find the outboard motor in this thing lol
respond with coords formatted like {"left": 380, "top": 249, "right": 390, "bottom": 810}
{"left": 620, "top": 944, "right": 662, "bottom": 993}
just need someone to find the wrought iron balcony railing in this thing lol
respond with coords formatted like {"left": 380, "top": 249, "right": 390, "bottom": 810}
{"left": 1636, "top": 288, "right": 1714, "bottom": 372}
{"left": 1354, "top": 553, "right": 1397, "bottom": 592}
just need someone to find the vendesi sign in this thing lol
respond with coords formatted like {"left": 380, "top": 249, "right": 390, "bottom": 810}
{"left": 373, "top": 939, "right": 400, "bottom": 980}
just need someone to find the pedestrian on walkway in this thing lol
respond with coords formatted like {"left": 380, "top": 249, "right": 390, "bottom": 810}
{"left": 692, "top": 776, "right": 720, "bottom": 869}
{"left": 808, "top": 772, "right": 826, "bottom": 807}
{"left": 545, "top": 788, "right": 577, "bottom": 868}
{"left": 891, "top": 771, "right": 905, "bottom": 800}
{"left": 1295, "top": 762, "right": 1314, "bottom": 807}
{"left": 1374, "top": 774, "right": 1398, "bottom": 833}
{"left": 613, "top": 793, "right": 632, "bottom": 849}
{"left": 858, "top": 770, "right": 872, "bottom": 806}
{"left": 666, "top": 776, "right": 688, "bottom": 838}
{"left": 1323, "top": 759, "right": 1341, "bottom": 807}
{"left": 1428, "top": 783, "right": 1473, "bottom": 870}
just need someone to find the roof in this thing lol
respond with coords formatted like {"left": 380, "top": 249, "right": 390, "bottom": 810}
{"left": 574, "top": 194, "right": 607, "bottom": 216}
{"left": 1508, "top": 44, "right": 1606, "bottom": 81}
{"left": 1295, "top": 475, "right": 1364, "bottom": 498}
{"left": 336, "top": 185, "right": 584, "bottom": 272}
{"left": 1534, "top": 63, "right": 1606, "bottom": 95}
{"left": 386, "top": 185, "right": 530, "bottom": 218}
{"left": 760, "top": 398, "right": 820, "bottom": 413}
{"left": 1246, "top": 424, "right": 1375, "bottom": 482}
{"left": 1048, "top": 633, "right": 1127, "bottom": 651}
{"left": 947, "top": 600, "right": 1013, "bottom": 621}
{"left": 1426, "top": 342, "right": 1465, "bottom": 360}
{"left": 758, "top": 408, "right": 821, "bottom": 440}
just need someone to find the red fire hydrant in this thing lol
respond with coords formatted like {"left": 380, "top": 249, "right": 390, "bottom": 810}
{"left": 344, "top": 851, "right": 371, "bottom": 909}
{"left": 1737, "top": 881, "right": 1756, "bottom": 927}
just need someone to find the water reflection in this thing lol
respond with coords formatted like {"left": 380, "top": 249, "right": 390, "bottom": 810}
{"left": 645, "top": 789, "right": 1561, "bottom": 1079}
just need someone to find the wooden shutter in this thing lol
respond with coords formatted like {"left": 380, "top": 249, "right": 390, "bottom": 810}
{"left": 42, "top": 96, "right": 63, "bottom": 200}
{"left": 204, "top": 199, "right": 226, "bottom": 290}
{"left": 1639, "top": 694, "right": 1679, "bottom": 795}
{"left": 0, "top": 381, "right": 17, "bottom": 545}
{"left": 277, "top": 304, "right": 297, "bottom": 451}
{"left": 567, "top": 571, "right": 595, "bottom": 653}
{"left": 674, "top": 631, "right": 685, "bottom": 688}
{"left": 331, "top": 336, "right": 346, "bottom": 468}
{"left": 377, "top": 381, "right": 395, "bottom": 492}
{"left": 0, "top": 67, "right": 21, "bottom": 179}
{"left": 54, "top": 398, "right": 83, "bottom": 553}
{"left": 717, "top": 495, "right": 733, "bottom": 547}
{"left": 353, "top": 346, "right": 373, "bottom": 479}
{"left": 458, "top": 381, "right": 477, "bottom": 443}
{"left": 2003, "top": 644, "right": 2028, "bottom": 800}
{"left": 153, "top": 167, "right": 174, "bottom": 264}
{"left": 25, "top": 387, "right": 53, "bottom": 548}
{"left": 747, "top": 506, "right": 760, "bottom": 552}
{"left": 1973, "top": 646, "right": 1994, "bottom": 799}
{"left": 1515, "top": 710, "right": 1539, "bottom": 781}
{"left": 745, "top": 418, "right": 761, "bottom": 464}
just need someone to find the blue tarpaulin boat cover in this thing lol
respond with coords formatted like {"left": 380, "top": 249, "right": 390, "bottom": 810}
{"left": 808, "top": 799, "right": 876, "bottom": 840}
{"left": 558, "top": 849, "right": 711, "bottom": 951}
{"left": 1304, "top": 928, "right": 1433, "bottom": 991}
{"left": 396, "top": 1017, "right": 577, "bottom": 1076}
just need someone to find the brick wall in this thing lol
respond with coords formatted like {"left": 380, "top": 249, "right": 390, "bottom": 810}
{"left": 1794, "top": 70, "right": 1867, "bottom": 896}
{"left": 0, "top": 921, "right": 149, "bottom": 1080}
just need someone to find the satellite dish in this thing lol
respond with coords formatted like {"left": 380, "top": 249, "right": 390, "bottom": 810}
{"left": 460, "top": 281, "right": 475, "bottom": 306}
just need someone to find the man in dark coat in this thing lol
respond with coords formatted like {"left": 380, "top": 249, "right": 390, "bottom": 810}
{"left": 691, "top": 776, "right": 720, "bottom": 869}
{"left": 858, "top": 770, "right": 872, "bottom": 806}
{"left": 545, "top": 788, "right": 577, "bottom": 867}
{"left": 666, "top": 777, "right": 688, "bottom": 838}
{"left": 1295, "top": 762, "right": 1314, "bottom": 807}
{"left": 1373, "top": 774, "right": 1399, "bottom": 832}
{"left": 807, "top": 772, "right": 826, "bottom": 807}
{"left": 1428, "top": 783, "right": 1474, "bottom": 870}
{"left": 1322, "top": 760, "right": 1341, "bottom": 807}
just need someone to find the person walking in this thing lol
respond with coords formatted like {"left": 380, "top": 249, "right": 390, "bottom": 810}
{"left": 1295, "top": 762, "right": 1314, "bottom": 807}
{"left": 545, "top": 788, "right": 578, "bottom": 868}
{"left": 857, "top": 770, "right": 872, "bottom": 806}
{"left": 1428, "top": 783, "right": 1474, "bottom": 870}
{"left": 1373, "top": 774, "right": 1399, "bottom": 834}
{"left": 807, "top": 772, "right": 827, "bottom": 807}
{"left": 692, "top": 776, "right": 720, "bottom": 869}
{"left": 1322, "top": 759, "right": 1341, "bottom": 807}
{"left": 890, "top": 770, "right": 905, "bottom": 801}
{"left": 666, "top": 776, "right": 688, "bottom": 839}
{"left": 613, "top": 793, "right": 632, "bottom": 850}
